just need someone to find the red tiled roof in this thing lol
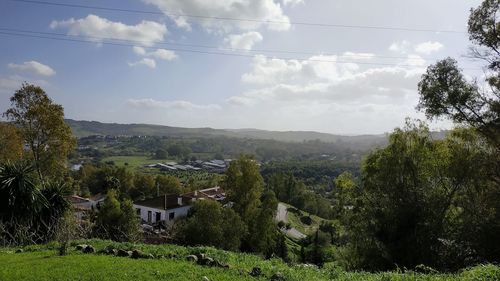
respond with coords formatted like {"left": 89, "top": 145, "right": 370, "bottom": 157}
{"left": 134, "top": 194, "right": 191, "bottom": 210}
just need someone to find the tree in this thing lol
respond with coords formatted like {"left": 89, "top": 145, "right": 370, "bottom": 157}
{"left": 3, "top": 84, "right": 76, "bottom": 179}
{"left": 132, "top": 173, "right": 155, "bottom": 198}
{"left": 0, "top": 161, "right": 46, "bottom": 224}
{"left": 154, "top": 149, "right": 168, "bottom": 159}
{"left": 0, "top": 123, "right": 23, "bottom": 163}
{"left": 248, "top": 190, "right": 279, "bottom": 257}
{"left": 167, "top": 143, "right": 191, "bottom": 159}
{"left": 418, "top": 0, "right": 499, "bottom": 149}
{"left": 179, "top": 200, "right": 246, "bottom": 251}
{"left": 155, "top": 174, "right": 182, "bottom": 195}
{"left": 94, "top": 189, "right": 140, "bottom": 242}
{"left": 223, "top": 155, "right": 264, "bottom": 225}
{"left": 0, "top": 161, "right": 70, "bottom": 245}
{"left": 346, "top": 121, "right": 500, "bottom": 270}
{"left": 333, "top": 172, "right": 357, "bottom": 218}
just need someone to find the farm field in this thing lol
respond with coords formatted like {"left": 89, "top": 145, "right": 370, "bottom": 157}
{"left": 101, "top": 156, "right": 169, "bottom": 170}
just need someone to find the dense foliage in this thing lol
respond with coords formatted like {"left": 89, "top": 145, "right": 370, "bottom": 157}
{"left": 0, "top": 161, "right": 70, "bottom": 246}
{"left": 3, "top": 84, "right": 75, "bottom": 179}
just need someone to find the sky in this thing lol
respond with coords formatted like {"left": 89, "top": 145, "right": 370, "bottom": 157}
{"left": 0, "top": 0, "right": 485, "bottom": 135}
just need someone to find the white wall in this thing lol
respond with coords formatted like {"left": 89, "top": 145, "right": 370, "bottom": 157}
{"left": 133, "top": 204, "right": 192, "bottom": 225}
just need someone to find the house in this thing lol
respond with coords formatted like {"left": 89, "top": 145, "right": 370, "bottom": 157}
{"left": 66, "top": 194, "right": 106, "bottom": 219}
{"left": 133, "top": 186, "right": 226, "bottom": 225}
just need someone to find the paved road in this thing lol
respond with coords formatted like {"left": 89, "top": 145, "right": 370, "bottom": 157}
{"left": 276, "top": 203, "right": 306, "bottom": 240}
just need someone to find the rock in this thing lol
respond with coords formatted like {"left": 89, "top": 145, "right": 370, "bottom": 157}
{"left": 202, "top": 276, "right": 209, "bottom": 281}
{"left": 116, "top": 249, "right": 131, "bottom": 257}
{"left": 15, "top": 249, "right": 23, "bottom": 253}
{"left": 250, "top": 267, "right": 262, "bottom": 277}
{"left": 82, "top": 245, "right": 95, "bottom": 254}
{"left": 199, "top": 257, "right": 214, "bottom": 266}
{"left": 131, "top": 249, "right": 146, "bottom": 259}
{"left": 195, "top": 253, "right": 206, "bottom": 260}
{"left": 214, "top": 260, "right": 229, "bottom": 268}
{"left": 270, "top": 272, "right": 286, "bottom": 281}
{"left": 75, "top": 244, "right": 87, "bottom": 251}
{"left": 186, "top": 255, "right": 198, "bottom": 262}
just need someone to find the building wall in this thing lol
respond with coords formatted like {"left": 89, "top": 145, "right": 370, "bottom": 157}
{"left": 133, "top": 204, "right": 191, "bottom": 225}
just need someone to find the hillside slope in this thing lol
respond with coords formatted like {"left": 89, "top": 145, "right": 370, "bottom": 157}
{"left": 66, "top": 119, "right": 388, "bottom": 146}
{"left": 1, "top": 240, "right": 498, "bottom": 281}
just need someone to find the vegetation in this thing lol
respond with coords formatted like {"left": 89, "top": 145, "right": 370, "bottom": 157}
{"left": 93, "top": 189, "right": 140, "bottom": 242}
{"left": 0, "top": 161, "right": 70, "bottom": 246}
{"left": 1, "top": 240, "right": 499, "bottom": 281}
{"left": 0, "top": 1, "right": 498, "bottom": 277}
{"left": 0, "top": 123, "right": 23, "bottom": 162}
{"left": 176, "top": 200, "right": 246, "bottom": 251}
{"left": 4, "top": 83, "right": 75, "bottom": 179}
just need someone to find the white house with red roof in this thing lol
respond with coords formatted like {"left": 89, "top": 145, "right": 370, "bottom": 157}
{"left": 133, "top": 186, "right": 225, "bottom": 225}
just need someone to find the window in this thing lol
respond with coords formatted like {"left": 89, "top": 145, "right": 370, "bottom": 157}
{"left": 147, "top": 211, "right": 152, "bottom": 223}
{"left": 155, "top": 212, "right": 161, "bottom": 222}
{"left": 169, "top": 212, "right": 175, "bottom": 220}
{"left": 136, "top": 208, "right": 141, "bottom": 216}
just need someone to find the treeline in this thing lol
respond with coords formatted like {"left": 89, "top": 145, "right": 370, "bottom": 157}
{"left": 70, "top": 164, "right": 184, "bottom": 200}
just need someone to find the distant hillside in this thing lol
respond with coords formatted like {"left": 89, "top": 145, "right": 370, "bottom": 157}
{"left": 66, "top": 119, "right": 387, "bottom": 146}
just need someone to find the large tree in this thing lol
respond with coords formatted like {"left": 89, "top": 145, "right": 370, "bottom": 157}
{"left": 223, "top": 155, "right": 264, "bottom": 224}
{"left": 0, "top": 123, "right": 23, "bottom": 163}
{"left": 346, "top": 122, "right": 500, "bottom": 270}
{"left": 179, "top": 199, "right": 246, "bottom": 251}
{"left": 94, "top": 189, "right": 140, "bottom": 242}
{"left": 417, "top": 0, "right": 499, "bottom": 149}
{"left": 3, "top": 84, "right": 75, "bottom": 179}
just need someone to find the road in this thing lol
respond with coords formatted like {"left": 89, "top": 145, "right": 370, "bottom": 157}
{"left": 276, "top": 203, "right": 306, "bottom": 240}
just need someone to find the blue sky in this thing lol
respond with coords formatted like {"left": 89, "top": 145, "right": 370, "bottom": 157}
{"left": 0, "top": 0, "right": 484, "bottom": 134}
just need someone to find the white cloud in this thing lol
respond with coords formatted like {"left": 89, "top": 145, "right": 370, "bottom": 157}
{"left": 141, "top": 0, "right": 291, "bottom": 32}
{"left": 128, "top": 58, "right": 157, "bottom": 68}
{"left": 241, "top": 54, "right": 360, "bottom": 85}
{"left": 133, "top": 46, "right": 177, "bottom": 61}
{"left": 50, "top": 14, "right": 167, "bottom": 46}
{"left": 232, "top": 54, "right": 426, "bottom": 107}
{"left": 390, "top": 41, "right": 444, "bottom": 55}
{"left": 149, "top": 49, "right": 178, "bottom": 60}
{"left": 224, "top": 31, "right": 263, "bottom": 50}
{"left": 132, "top": 46, "right": 147, "bottom": 55}
{"left": 389, "top": 40, "right": 411, "bottom": 53}
{"left": 281, "top": 0, "right": 303, "bottom": 6}
{"left": 405, "top": 54, "right": 426, "bottom": 67}
{"left": 8, "top": 61, "right": 56, "bottom": 76}
{"left": 127, "top": 98, "right": 221, "bottom": 110}
{"left": 341, "top": 52, "right": 376, "bottom": 60}
{"left": 414, "top": 41, "right": 444, "bottom": 55}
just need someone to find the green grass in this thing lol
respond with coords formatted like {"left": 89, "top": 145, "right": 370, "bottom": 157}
{"left": 283, "top": 203, "right": 328, "bottom": 236}
{"left": 1, "top": 240, "right": 499, "bottom": 281}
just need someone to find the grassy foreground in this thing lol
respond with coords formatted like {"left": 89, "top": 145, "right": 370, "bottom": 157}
{"left": 0, "top": 240, "right": 499, "bottom": 281}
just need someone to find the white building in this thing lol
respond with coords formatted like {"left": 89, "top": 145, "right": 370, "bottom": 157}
{"left": 133, "top": 186, "right": 225, "bottom": 225}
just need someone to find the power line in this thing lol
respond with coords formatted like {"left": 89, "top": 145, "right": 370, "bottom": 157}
{"left": 8, "top": 0, "right": 467, "bottom": 34}
{"left": 0, "top": 27, "right": 451, "bottom": 62}
{"left": 0, "top": 30, "right": 480, "bottom": 70}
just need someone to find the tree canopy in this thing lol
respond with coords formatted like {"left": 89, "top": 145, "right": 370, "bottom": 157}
{"left": 3, "top": 84, "right": 75, "bottom": 179}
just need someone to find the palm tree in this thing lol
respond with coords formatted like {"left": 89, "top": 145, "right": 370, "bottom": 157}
{"left": 0, "top": 161, "right": 70, "bottom": 244}
{"left": 0, "top": 161, "right": 47, "bottom": 223}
